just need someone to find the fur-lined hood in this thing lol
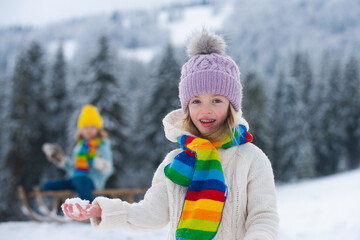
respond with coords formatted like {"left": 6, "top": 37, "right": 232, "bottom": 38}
{"left": 162, "top": 109, "right": 250, "bottom": 143}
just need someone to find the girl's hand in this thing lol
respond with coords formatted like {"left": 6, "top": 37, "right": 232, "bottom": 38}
{"left": 62, "top": 203, "right": 101, "bottom": 221}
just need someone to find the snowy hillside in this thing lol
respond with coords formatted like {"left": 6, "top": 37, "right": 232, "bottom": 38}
{"left": 1, "top": 169, "right": 359, "bottom": 240}
{"left": 1, "top": 0, "right": 359, "bottom": 70}
{"left": 0, "top": 0, "right": 233, "bottom": 70}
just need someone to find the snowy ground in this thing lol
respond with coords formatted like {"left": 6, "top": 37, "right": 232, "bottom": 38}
{"left": 1, "top": 169, "right": 360, "bottom": 240}
{"left": 277, "top": 169, "right": 360, "bottom": 240}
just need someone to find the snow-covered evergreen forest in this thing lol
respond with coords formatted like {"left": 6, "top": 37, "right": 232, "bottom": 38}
{"left": 0, "top": 0, "right": 359, "bottom": 221}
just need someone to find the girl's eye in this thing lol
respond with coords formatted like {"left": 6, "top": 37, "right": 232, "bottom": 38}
{"left": 213, "top": 99, "right": 222, "bottom": 103}
{"left": 192, "top": 99, "right": 200, "bottom": 104}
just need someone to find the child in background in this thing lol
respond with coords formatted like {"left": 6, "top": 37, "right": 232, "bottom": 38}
{"left": 62, "top": 32, "right": 279, "bottom": 240}
{"left": 41, "top": 104, "right": 113, "bottom": 201}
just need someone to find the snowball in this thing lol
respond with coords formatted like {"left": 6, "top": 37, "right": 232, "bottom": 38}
{"left": 61, "top": 197, "right": 90, "bottom": 217}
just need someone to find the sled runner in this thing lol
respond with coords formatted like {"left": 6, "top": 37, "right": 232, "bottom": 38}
{"left": 17, "top": 186, "right": 48, "bottom": 222}
{"left": 17, "top": 185, "right": 148, "bottom": 223}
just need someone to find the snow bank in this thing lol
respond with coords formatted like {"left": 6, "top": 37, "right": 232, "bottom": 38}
{"left": 277, "top": 169, "right": 360, "bottom": 240}
{"left": 0, "top": 221, "right": 169, "bottom": 240}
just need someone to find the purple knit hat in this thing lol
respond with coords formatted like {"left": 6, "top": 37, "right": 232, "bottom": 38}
{"left": 179, "top": 32, "right": 242, "bottom": 112}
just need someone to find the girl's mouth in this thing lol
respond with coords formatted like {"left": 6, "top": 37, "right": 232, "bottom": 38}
{"left": 199, "top": 119, "right": 216, "bottom": 127}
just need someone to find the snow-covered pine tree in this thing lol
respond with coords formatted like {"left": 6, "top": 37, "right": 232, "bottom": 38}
{"left": 5, "top": 41, "right": 49, "bottom": 188}
{"left": 24, "top": 41, "right": 49, "bottom": 183}
{"left": 269, "top": 70, "right": 288, "bottom": 181}
{"left": 140, "top": 44, "right": 180, "bottom": 165}
{"left": 275, "top": 79, "right": 300, "bottom": 181}
{"left": 40, "top": 45, "right": 71, "bottom": 181}
{"left": 47, "top": 45, "right": 70, "bottom": 147}
{"left": 130, "top": 44, "right": 180, "bottom": 186}
{"left": 0, "top": 59, "right": 13, "bottom": 162}
{"left": 316, "top": 58, "right": 345, "bottom": 175}
{"left": 78, "top": 35, "right": 127, "bottom": 187}
{"left": 113, "top": 59, "right": 153, "bottom": 188}
{"left": 291, "top": 53, "right": 314, "bottom": 108}
{"left": 269, "top": 68, "right": 310, "bottom": 181}
{"left": 242, "top": 72, "right": 270, "bottom": 154}
{"left": 311, "top": 53, "right": 333, "bottom": 175}
{"left": 0, "top": 73, "right": 4, "bottom": 160}
{"left": 290, "top": 52, "right": 316, "bottom": 179}
{"left": 2, "top": 41, "right": 48, "bottom": 220}
{"left": 342, "top": 56, "right": 360, "bottom": 169}
{"left": 2, "top": 50, "right": 29, "bottom": 188}
{"left": 0, "top": 60, "right": 16, "bottom": 221}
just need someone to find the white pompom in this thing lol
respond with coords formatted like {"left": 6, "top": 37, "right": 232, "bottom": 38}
{"left": 187, "top": 31, "right": 227, "bottom": 57}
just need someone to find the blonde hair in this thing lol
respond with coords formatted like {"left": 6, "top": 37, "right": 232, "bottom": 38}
{"left": 182, "top": 104, "right": 237, "bottom": 142}
{"left": 75, "top": 129, "right": 109, "bottom": 142}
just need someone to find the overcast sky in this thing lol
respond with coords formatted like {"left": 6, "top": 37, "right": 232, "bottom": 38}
{"left": 0, "top": 0, "right": 172, "bottom": 27}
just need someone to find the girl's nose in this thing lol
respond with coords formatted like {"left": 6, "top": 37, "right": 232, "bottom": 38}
{"left": 200, "top": 106, "right": 213, "bottom": 114}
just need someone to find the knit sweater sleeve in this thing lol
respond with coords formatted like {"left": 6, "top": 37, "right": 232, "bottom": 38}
{"left": 243, "top": 145, "right": 279, "bottom": 240}
{"left": 89, "top": 150, "right": 175, "bottom": 231}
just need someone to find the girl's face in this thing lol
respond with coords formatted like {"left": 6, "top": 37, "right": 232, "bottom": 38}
{"left": 188, "top": 93, "right": 230, "bottom": 136}
{"left": 81, "top": 126, "right": 99, "bottom": 140}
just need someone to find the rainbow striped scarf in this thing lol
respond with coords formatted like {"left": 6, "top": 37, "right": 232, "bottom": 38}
{"left": 164, "top": 124, "right": 253, "bottom": 240}
{"left": 74, "top": 138, "right": 103, "bottom": 177}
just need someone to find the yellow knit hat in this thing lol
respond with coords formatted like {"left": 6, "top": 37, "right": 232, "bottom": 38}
{"left": 77, "top": 104, "right": 103, "bottom": 130}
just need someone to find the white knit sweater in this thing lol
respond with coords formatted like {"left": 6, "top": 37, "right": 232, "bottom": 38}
{"left": 91, "top": 109, "right": 279, "bottom": 240}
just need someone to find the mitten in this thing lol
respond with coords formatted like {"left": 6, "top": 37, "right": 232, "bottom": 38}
{"left": 93, "top": 153, "right": 109, "bottom": 173}
{"left": 42, "top": 143, "right": 67, "bottom": 167}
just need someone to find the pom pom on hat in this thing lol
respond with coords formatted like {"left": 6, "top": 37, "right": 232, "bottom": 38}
{"left": 77, "top": 104, "right": 103, "bottom": 130}
{"left": 179, "top": 31, "right": 242, "bottom": 113}
{"left": 187, "top": 31, "right": 227, "bottom": 57}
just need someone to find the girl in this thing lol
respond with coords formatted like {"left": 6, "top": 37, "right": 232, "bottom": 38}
{"left": 41, "top": 104, "right": 113, "bottom": 201}
{"left": 63, "top": 32, "right": 279, "bottom": 239}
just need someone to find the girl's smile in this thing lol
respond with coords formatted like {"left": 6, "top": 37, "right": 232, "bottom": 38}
{"left": 199, "top": 117, "right": 216, "bottom": 127}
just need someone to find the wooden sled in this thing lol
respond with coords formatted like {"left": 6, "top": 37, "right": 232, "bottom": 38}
{"left": 17, "top": 185, "right": 148, "bottom": 223}
{"left": 17, "top": 186, "right": 48, "bottom": 222}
